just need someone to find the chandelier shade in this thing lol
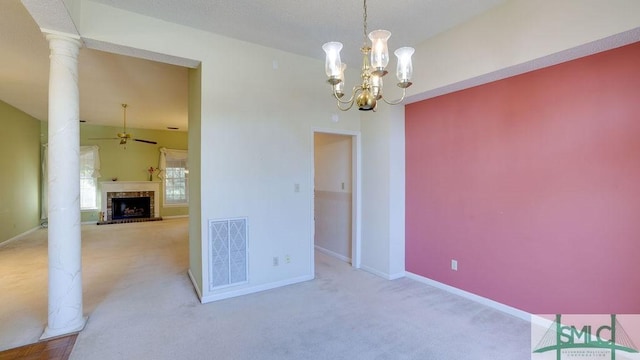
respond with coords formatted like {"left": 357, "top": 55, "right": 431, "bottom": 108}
{"left": 322, "top": 0, "right": 414, "bottom": 112}
{"left": 369, "top": 29, "right": 391, "bottom": 75}
{"left": 395, "top": 47, "right": 415, "bottom": 87}
{"left": 322, "top": 42, "right": 344, "bottom": 81}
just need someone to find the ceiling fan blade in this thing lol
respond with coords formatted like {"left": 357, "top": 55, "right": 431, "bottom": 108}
{"left": 134, "top": 139, "right": 158, "bottom": 144}
{"left": 92, "top": 105, "right": 157, "bottom": 146}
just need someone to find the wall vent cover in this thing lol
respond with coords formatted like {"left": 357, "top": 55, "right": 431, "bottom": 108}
{"left": 208, "top": 218, "right": 248, "bottom": 290}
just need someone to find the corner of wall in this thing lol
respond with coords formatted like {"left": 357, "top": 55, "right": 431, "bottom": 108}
{"left": 360, "top": 104, "right": 406, "bottom": 278}
{"left": 188, "top": 65, "right": 203, "bottom": 291}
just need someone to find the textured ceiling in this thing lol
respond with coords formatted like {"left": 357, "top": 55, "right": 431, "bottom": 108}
{"left": 88, "top": 0, "right": 506, "bottom": 65}
{"left": 1, "top": 0, "right": 507, "bottom": 130}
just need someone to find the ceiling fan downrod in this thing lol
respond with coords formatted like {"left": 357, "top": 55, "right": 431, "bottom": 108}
{"left": 117, "top": 103, "right": 129, "bottom": 141}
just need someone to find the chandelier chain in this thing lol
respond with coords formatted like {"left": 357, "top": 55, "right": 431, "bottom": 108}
{"left": 362, "top": 0, "right": 368, "bottom": 44}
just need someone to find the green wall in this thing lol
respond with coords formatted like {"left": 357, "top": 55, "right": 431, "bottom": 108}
{"left": 79, "top": 123, "right": 188, "bottom": 222}
{"left": 0, "top": 101, "right": 42, "bottom": 244}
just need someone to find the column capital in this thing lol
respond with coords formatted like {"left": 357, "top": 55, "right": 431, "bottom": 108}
{"left": 45, "top": 31, "right": 82, "bottom": 58}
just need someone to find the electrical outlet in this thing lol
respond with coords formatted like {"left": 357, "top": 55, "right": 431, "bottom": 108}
{"left": 285, "top": 255, "right": 291, "bottom": 264}
{"left": 294, "top": 183, "right": 300, "bottom": 193}
{"left": 451, "top": 259, "right": 458, "bottom": 271}
{"left": 273, "top": 256, "right": 279, "bottom": 266}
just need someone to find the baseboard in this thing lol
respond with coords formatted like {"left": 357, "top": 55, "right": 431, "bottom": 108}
{"left": 404, "top": 271, "right": 531, "bottom": 322}
{"left": 200, "top": 274, "right": 315, "bottom": 304}
{"left": 387, "top": 271, "right": 405, "bottom": 280}
{"left": 187, "top": 269, "right": 203, "bottom": 301}
{"left": 41, "top": 316, "right": 87, "bottom": 341}
{"left": 162, "top": 215, "right": 189, "bottom": 219}
{"left": 360, "top": 265, "right": 405, "bottom": 280}
{"left": 0, "top": 225, "right": 42, "bottom": 247}
{"left": 314, "top": 245, "right": 351, "bottom": 263}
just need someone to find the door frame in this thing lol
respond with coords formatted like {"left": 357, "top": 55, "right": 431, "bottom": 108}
{"left": 311, "top": 128, "right": 361, "bottom": 271}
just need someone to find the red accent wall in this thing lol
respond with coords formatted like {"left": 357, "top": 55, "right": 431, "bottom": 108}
{"left": 405, "top": 42, "right": 640, "bottom": 314}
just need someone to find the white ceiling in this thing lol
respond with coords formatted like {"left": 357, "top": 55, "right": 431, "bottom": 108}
{"left": 88, "top": 0, "right": 506, "bottom": 65}
{"left": 0, "top": 0, "right": 506, "bottom": 131}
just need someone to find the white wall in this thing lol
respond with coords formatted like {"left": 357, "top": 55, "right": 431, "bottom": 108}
{"left": 68, "top": 0, "right": 640, "bottom": 297}
{"left": 360, "top": 105, "right": 405, "bottom": 280}
{"left": 76, "top": 0, "right": 361, "bottom": 301}
{"left": 407, "top": 0, "right": 640, "bottom": 102}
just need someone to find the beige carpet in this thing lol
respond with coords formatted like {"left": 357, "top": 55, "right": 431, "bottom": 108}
{"left": 0, "top": 218, "right": 532, "bottom": 359}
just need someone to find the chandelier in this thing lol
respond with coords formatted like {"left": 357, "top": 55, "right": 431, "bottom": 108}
{"left": 322, "top": 0, "right": 415, "bottom": 112}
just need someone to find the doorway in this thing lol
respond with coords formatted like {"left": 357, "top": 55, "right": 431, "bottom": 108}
{"left": 313, "top": 130, "right": 360, "bottom": 267}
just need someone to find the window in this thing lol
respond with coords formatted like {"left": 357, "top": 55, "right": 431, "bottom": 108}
{"left": 159, "top": 148, "right": 188, "bottom": 206}
{"left": 79, "top": 146, "right": 101, "bottom": 210}
{"left": 40, "top": 145, "right": 101, "bottom": 216}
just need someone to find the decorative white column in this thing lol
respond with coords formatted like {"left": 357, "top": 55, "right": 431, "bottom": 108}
{"left": 41, "top": 33, "right": 87, "bottom": 340}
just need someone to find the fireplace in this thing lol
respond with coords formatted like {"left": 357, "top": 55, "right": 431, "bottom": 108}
{"left": 99, "top": 181, "right": 162, "bottom": 225}
{"left": 112, "top": 197, "right": 151, "bottom": 220}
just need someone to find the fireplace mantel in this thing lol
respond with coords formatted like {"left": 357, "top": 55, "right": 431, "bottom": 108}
{"left": 100, "top": 181, "right": 161, "bottom": 220}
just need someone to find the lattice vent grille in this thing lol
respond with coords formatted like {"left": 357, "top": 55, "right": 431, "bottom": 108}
{"left": 209, "top": 218, "right": 248, "bottom": 290}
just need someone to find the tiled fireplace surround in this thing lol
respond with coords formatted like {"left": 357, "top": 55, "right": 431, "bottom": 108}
{"left": 100, "top": 181, "right": 161, "bottom": 222}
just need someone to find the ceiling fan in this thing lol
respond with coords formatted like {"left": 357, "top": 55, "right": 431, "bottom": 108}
{"left": 89, "top": 104, "right": 157, "bottom": 145}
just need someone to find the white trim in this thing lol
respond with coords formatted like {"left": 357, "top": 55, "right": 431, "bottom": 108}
{"left": 388, "top": 272, "right": 405, "bottom": 280}
{"left": 361, "top": 265, "right": 405, "bottom": 280}
{"left": 405, "top": 271, "right": 531, "bottom": 321}
{"left": 163, "top": 203, "right": 188, "bottom": 208}
{"left": 315, "top": 245, "right": 351, "bottom": 263}
{"left": 41, "top": 29, "right": 81, "bottom": 41}
{"left": 188, "top": 269, "right": 203, "bottom": 300}
{"left": 352, "top": 132, "right": 362, "bottom": 269}
{"left": 200, "top": 274, "right": 314, "bottom": 304}
{"left": 0, "top": 226, "right": 42, "bottom": 247}
{"left": 163, "top": 215, "right": 189, "bottom": 219}
{"left": 530, "top": 314, "right": 554, "bottom": 328}
{"left": 311, "top": 128, "right": 362, "bottom": 270}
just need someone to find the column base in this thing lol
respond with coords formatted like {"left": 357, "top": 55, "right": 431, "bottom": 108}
{"left": 40, "top": 316, "right": 88, "bottom": 341}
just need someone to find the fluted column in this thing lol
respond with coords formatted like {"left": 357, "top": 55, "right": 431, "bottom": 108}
{"left": 41, "top": 33, "right": 86, "bottom": 339}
